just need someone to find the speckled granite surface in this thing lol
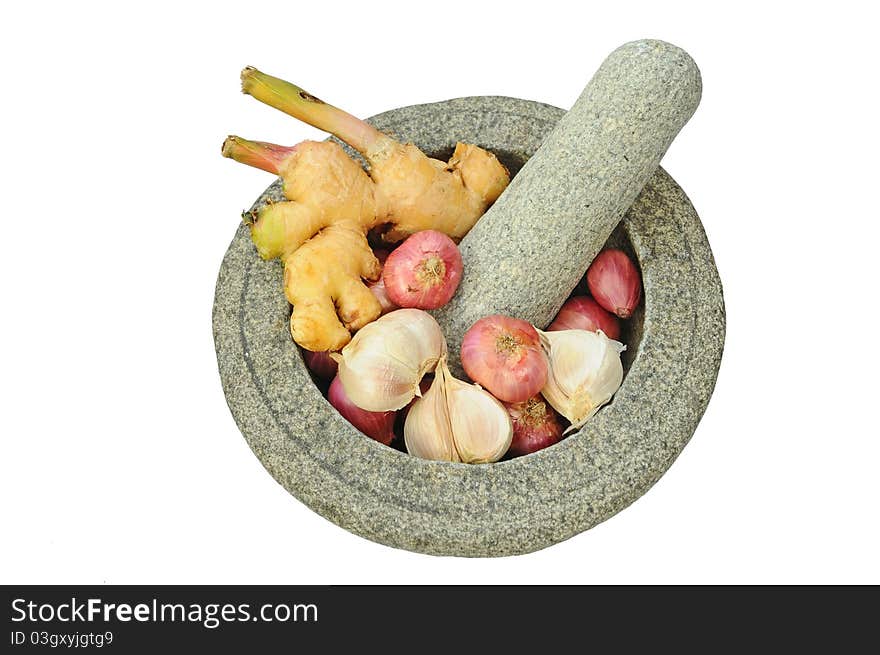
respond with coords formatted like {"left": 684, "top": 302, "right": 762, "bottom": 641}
{"left": 213, "top": 45, "right": 724, "bottom": 556}
{"left": 434, "top": 40, "right": 702, "bottom": 374}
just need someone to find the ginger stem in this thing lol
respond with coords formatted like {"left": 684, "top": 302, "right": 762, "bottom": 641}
{"left": 240, "top": 67, "right": 390, "bottom": 157}
{"left": 221, "top": 136, "right": 295, "bottom": 174}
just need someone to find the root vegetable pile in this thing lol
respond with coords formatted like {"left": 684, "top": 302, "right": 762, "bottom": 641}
{"left": 222, "top": 68, "right": 509, "bottom": 352}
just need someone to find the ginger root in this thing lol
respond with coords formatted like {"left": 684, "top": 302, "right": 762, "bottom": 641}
{"left": 222, "top": 68, "right": 509, "bottom": 352}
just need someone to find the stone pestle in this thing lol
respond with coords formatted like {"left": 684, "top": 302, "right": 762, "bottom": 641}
{"left": 433, "top": 39, "right": 702, "bottom": 374}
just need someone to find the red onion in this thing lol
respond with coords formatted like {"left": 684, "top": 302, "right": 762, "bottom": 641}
{"left": 302, "top": 349, "right": 338, "bottom": 381}
{"left": 328, "top": 375, "right": 396, "bottom": 445}
{"left": 461, "top": 315, "right": 548, "bottom": 403}
{"left": 586, "top": 249, "right": 642, "bottom": 319}
{"left": 547, "top": 295, "right": 621, "bottom": 340}
{"left": 367, "top": 249, "right": 398, "bottom": 315}
{"left": 504, "top": 395, "right": 564, "bottom": 457}
{"left": 382, "top": 230, "right": 463, "bottom": 309}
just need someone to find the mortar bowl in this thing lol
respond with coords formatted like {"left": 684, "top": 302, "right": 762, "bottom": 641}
{"left": 212, "top": 96, "right": 725, "bottom": 556}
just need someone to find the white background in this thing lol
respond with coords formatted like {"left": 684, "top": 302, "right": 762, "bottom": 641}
{"left": 2, "top": 1, "right": 878, "bottom": 584}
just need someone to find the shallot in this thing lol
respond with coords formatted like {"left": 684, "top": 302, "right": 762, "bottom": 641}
{"left": 460, "top": 315, "right": 548, "bottom": 403}
{"left": 328, "top": 375, "right": 396, "bottom": 445}
{"left": 586, "top": 249, "right": 642, "bottom": 319}
{"left": 504, "top": 395, "right": 564, "bottom": 457}
{"left": 382, "top": 230, "right": 463, "bottom": 310}
{"left": 302, "top": 349, "right": 338, "bottom": 381}
{"left": 548, "top": 296, "right": 621, "bottom": 340}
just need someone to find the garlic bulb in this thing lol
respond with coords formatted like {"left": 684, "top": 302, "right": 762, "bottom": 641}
{"left": 538, "top": 329, "right": 626, "bottom": 431}
{"left": 403, "top": 365, "right": 459, "bottom": 462}
{"left": 404, "top": 357, "right": 513, "bottom": 464}
{"left": 333, "top": 309, "right": 446, "bottom": 412}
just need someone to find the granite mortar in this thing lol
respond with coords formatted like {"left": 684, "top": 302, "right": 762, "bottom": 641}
{"left": 213, "top": 94, "right": 725, "bottom": 556}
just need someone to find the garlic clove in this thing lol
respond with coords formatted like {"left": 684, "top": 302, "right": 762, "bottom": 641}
{"left": 442, "top": 361, "right": 513, "bottom": 464}
{"left": 334, "top": 309, "right": 446, "bottom": 412}
{"left": 448, "top": 384, "right": 513, "bottom": 464}
{"left": 538, "top": 329, "right": 625, "bottom": 431}
{"left": 403, "top": 364, "right": 460, "bottom": 462}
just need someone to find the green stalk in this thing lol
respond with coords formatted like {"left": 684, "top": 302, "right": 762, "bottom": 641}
{"left": 240, "top": 67, "right": 390, "bottom": 157}
{"left": 221, "top": 136, "right": 296, "bottom": 174}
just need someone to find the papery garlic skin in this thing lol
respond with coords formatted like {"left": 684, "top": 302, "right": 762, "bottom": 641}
{"left": 538, "top": 329, "right": 625, "bottom": 431}
{"left": 445, "top": 371, "right": 513, "bottom": 464}
{"left": 403, "top": 367, "right": 460, "bottom": 462}
{"left": 334, "top": 309, "right": 446, "bottom": 412}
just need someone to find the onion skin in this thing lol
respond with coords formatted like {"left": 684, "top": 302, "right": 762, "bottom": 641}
{"left": 302, "top": 349, "right": 338, "bottom": 381}
{"left": 328, "top": 375, "right": 396, "bottom": 445}
{"left": 504, "top": 396, "right": 564, "bottom": 457}
{"left": 383, "top": 230, "right": 463, "bottom": 310}
{"left": 461, "top": 315, "right": 548, "bottom": 403}
{"left": 547, "top": 296, "right": 621, "bottom": 340}
{"left": 586, "top": 249, "right": 642, "bottom": 319}
{"left": 367, "top": 249, "right": 398, "bottom": 315}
